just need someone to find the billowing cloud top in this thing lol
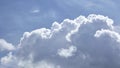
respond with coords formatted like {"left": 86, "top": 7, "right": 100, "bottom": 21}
{"left": 0, "top": 14, "right": 120, "bottom": 68}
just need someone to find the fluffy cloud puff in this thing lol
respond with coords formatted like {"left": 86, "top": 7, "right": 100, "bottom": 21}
{"left": 0, "top": 39, "right": 15, "bottom": 62}
{"left": 1, "top": 14, "right": 120, "bottom": 68}
{"left": 0, "top": 39, "right": 15, "bottom": 51}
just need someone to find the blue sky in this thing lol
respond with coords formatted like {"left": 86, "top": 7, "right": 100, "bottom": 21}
{"left": 0, "top": 0, "right": 120, "bottom": 44}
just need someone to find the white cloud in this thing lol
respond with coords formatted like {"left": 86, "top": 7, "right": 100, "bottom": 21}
{"left": 1, "top": 14, "right": 120, "bottom": 68}
{"left": 58, "top": 46, "right": 77, "bottom": 58}
{"left": 0, "top": 52, "right": 15, "bottom": 64}
{"left": 0, "top": 39, "right": 15, "bottom": 51}
{"left": 31, "top": 9, "right": 40, "bottom": 13}
{"left": 94, "top": 29, "right": 120, "bottom": 43}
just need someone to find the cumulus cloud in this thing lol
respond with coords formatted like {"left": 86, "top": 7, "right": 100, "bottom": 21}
{"left": 94, "top": 29, "right": 120, "bottom": 43}
{"left": 58, "top": 46, "right": 77, "bottom": 58}
{"left": 0, "top": 52, "right": 15, "bottom": 64}
{"left": 1, "top": 14, "right": 120, "bottom": 68}
{"left": 0, "top": 39, "right": 15, "bottom": 51}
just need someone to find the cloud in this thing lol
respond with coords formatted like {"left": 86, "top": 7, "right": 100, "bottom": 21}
{"left": 0, "top": 39, "right": 15, "bottom": 51}
{"left": 1, "top": 14, "right": 120, "bottom": 68}
{"left": 94, "top": 29, "right": 120, "bottom": 43}
{"left": 31, "top": 9, "right": 40, "bottom": 13}
{"left": 58, "top": 46, "right": 77, "bottom": 58}
{"left": 18, "top": 60, "right": 60, "bottom": 68}
{"left": 56, "top": 0, "right": 117, "bottom": 10}
{"left": 0, "top": 52, "right": 15, "bottom": 64}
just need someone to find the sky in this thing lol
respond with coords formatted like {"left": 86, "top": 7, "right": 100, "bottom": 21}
{"left": 0, "top": 0, "right": 120, "bottom": 45}
{"left": 0, "top": 0, "right": 120, "bottom": 68}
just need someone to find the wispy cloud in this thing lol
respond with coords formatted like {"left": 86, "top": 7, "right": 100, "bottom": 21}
{"left": 31, "top": 9, "right": 40, "bottom": 13}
